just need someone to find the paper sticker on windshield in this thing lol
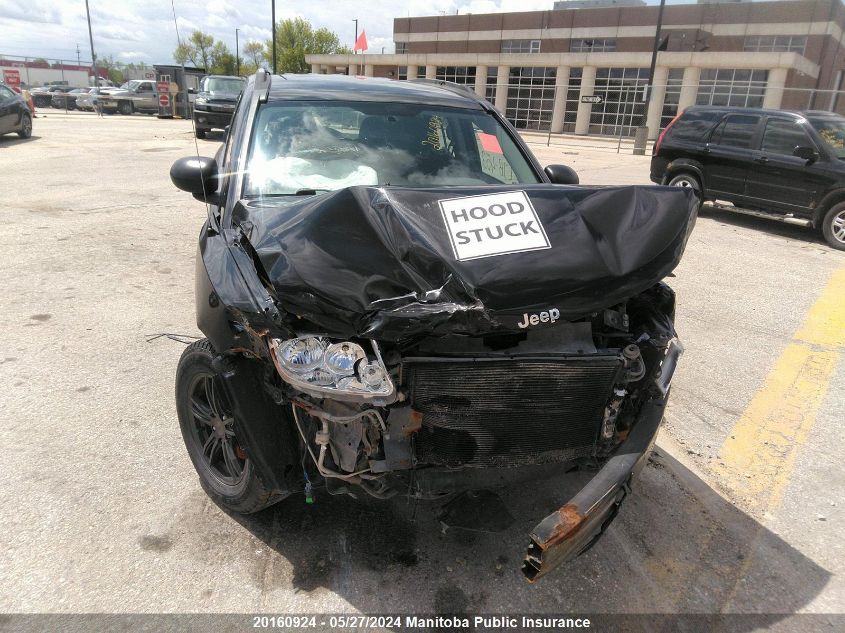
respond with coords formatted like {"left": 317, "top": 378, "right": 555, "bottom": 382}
{"left": 477, "top": 132, "right": 503, "bottom": 155}
{"left": 439, "top": 191, "right": 551, "bottom": 261}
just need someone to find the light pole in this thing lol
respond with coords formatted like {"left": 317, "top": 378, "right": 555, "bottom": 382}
{"left": 271, "top": 0, "right": 277, "bottom": 74}
{"left": 633, "top": 0, "right": 666, "bottom": 154}
{"left": 352, "top": 19, "right": 358, "bottom": 75}
{"left": 235, "top": 28, "right": 240, "bottom": 76}
{"left": 84, "top": 0, "right": 96, "bottom": 86}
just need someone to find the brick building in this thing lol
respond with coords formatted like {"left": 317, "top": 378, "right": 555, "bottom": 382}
{"left": 306, "top": 0, "right": 845, "bottom": 138}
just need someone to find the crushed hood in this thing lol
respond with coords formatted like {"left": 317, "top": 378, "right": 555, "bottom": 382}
{"left": 238, "top": 184, "right": 697, "bottom": 341}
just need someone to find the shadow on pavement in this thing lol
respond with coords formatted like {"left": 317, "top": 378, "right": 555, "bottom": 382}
{"left": 185, "top": 438, "right": 832, "bottom": 629}
{"left": 0, "top": 135, "right": 41, "bottom": 147}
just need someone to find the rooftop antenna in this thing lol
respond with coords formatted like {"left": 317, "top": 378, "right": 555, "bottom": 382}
{"left": 170, "top": 0, "right": 216, "bottom": 231}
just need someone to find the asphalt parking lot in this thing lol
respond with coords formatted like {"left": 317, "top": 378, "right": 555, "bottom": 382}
{"left": 1, "top": 111, "right": 843, "bottom": 629}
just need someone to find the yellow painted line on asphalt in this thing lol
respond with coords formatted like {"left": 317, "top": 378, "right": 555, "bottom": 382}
{"left": 717, "top": 268, "right": 845, "bottom": 516}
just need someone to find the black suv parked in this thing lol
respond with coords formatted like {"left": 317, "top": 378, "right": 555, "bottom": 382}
{"left": 651, "top": 106, "right": 845, "bottom": 250}
{"left": 192, "top": 75, "right": 245, "bottom": 139}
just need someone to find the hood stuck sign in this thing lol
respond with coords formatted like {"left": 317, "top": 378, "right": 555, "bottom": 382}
{"left": 439, "top": 190, "right": 551, "bottom": 261}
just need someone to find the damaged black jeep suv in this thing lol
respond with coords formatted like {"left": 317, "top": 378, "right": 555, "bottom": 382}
{"left": 170, "top": 71, "right": 697, "bottom": 581}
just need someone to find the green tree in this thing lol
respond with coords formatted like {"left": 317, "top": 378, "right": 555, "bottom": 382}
{"left": 191, "top": 31, "right": 215, "bottom": 70}
{"left": 172, "top": 30, "right": 216, "bottom": 70}
{"left": 97, "top": 55, "right": 125, "bottom": 84}
{"left": 209, "top": 41, "right": 236, "bottom": 75}
{"left": 173, "top": 41, "right": 195, "bottom": 66}
{"left": 265, "top": 18, "right": 350, "bottom": 74}
{"left": 242, "top": 40, "right": 264, "bottom": 74}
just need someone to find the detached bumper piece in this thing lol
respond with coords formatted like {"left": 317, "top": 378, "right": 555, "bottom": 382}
{"left": 521, "top": 397, "right": 665, "bottom": 582}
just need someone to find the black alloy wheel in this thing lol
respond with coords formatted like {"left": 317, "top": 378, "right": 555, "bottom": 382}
{"left": 175, "top": 339, "right": 285, "bottom": 513}
{"left": 186, "top": 372, "right": 247, "bottom": 488}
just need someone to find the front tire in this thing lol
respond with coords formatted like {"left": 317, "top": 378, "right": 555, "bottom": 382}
{"left": 195, "top": 128, "right": 207, "bottom": 139}
{"left": 18, "top": 114, "right": 32, "bottom": 139}
{"left": 821, "top": 202, "right": 845, "bottom": 251}
{"left": 118, "top": 101, "right": 133, "bottom": 115}
{"left": 668, "top": 172, "right": 703, "bottom": 208}
{"left": 175, "top": 339, "right": 284, "bottom": 514}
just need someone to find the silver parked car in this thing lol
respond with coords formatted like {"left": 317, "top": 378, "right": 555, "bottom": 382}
{"left": 75, "top": 88, "right": 111, "bottom": 112}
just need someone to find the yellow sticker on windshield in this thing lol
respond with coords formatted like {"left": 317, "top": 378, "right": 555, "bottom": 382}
{"left": 422, "top": 115, "right": 446, "bottom": 151}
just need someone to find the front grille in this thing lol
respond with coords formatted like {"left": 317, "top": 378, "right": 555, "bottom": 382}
{"left": 405, "top": 357, "right": 621, "bottom": 467}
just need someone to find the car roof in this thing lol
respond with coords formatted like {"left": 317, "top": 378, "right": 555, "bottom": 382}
{"left": 203, "top": 74, "right": 245, "bottom": 80}
{"left": 801, "top": 109, "right": 845, "bottom": 119}
{"left": 266, "top": 73, "right": 485, "bottom": 110}
{"left": 683, "top": 105, "right": 807, "bottom": 118}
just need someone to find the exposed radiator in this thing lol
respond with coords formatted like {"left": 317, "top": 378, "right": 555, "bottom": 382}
{"left": 405, "top": 356, "right": 622, "bottom": 468}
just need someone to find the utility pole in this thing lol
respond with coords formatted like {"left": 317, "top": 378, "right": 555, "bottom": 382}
{"left": 633, "top": 0, "right": 666, "bottom": 154}
{"left": 76, "top": 44, "right": 81, "bottom": 67}
{"left": 84, "top": 0, "right": 97, "bottom": 87}
{"left": 271, "top": 0, "right": 277, "bottom": 74}
{"left": 235, "top": 28, "right": 240, "bottom": 76}
{"left": 352, "top": 19, "right": 358, "bottom": 75}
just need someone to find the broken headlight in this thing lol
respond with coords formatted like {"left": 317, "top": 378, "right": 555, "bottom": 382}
{"left": 268, "top": 336, "right": 396, "bottom": 403}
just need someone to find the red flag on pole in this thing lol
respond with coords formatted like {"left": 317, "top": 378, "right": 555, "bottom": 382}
{"left": 353, "top": 30, "right": 368, "bottom": 52}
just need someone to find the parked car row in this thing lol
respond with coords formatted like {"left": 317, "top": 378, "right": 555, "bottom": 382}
{"left": 24, "top": 76, "right": 245, "bottom": 127}
{"left": 27, "top": 81, "right": 160, "bottom": 114}
{"left": 30, "top": 84, "right": 77, "bottom": 108}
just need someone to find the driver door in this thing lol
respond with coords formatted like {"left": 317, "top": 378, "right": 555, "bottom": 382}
{"left": 702, "top": 113, "right": 761, "bottom": 204}
{"left": 745, "top": 116, "right": 829, "bottom": 215}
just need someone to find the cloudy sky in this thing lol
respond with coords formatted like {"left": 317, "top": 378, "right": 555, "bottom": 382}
{"left": 0, "top": 0, "right": 557, "bottom": 65}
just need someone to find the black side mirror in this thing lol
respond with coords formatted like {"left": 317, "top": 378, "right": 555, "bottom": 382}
{"left": 170, "top": 156, "right": 220, "bottom": 202}
{"left": 544, "top": 164, "right": 580, "bottom": 185}
{"left": 793, "top": 146, "right": 819, "bottom": 162}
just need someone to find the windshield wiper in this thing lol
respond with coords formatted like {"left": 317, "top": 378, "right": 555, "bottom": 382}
{"left": 244, "top": 189, "right": 332, "bottom": 198}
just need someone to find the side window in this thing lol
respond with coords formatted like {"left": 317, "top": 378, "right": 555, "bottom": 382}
{"left": 138, "top": 83, "right": 152, "bottom": 93}
{"left": 669, "top": 111, "right": 722, "bottom": 143}
{"left": 762, "top": 118, "right": 812, "bottom": 155}
{"left": 714, "top": 114, "right": 759, "bottom": 149}
{"left": 710, "top": 120, "right": 725, "bottom": 144}
{"left": 0, "top": 85, "right": 14, "bottom": 100}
